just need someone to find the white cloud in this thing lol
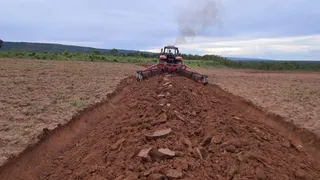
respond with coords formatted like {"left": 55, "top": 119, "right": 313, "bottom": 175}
{"left": 140, "top": 48, "right": 160, "bottom": 53}
{"left": 141, "top": 34, "right": 320, "bottom": 60}
{"left": 201, "top": 35, "right": 320, "bottom": 57}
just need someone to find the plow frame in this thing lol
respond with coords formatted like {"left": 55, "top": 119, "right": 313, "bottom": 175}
{"left": 136, "top": 62, "right": 208, "bottom": 85}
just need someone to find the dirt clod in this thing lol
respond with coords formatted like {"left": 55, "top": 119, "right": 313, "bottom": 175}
{"left": 225, "top": 145, "right": 236, "bottom": 153}
{"left": 146, "top": 128, "right": 171, "bottom": 139}
{"left": 212, "top": 136, "right": 223, "bottom": 145}
{"left": 295, "top": 169, "right": 307, "bottom": 179}
{"left": 138, "top": 147, "right": 152, "bottom": 158}
{"left": 201, "top": 135, "right": 213, "bottom": 146}
{"left": 182, "top": 137, "right": 192, "bottom": 147}
{"left": 227, "top": 166, "right": 238, "bottom": 180}
{"left": 152, "top": 113, "right": 167, "bottom": 126}
{"left": 123, "top": 173, "right": 139, "bottom": 180}
{"left": 233, "top": 116, "right": 241, "bottom": 120}
{"left": 158, "top": 148, "right": 175, "bottom": 158}
{"left": 159, "top": 99, "right": 167, "bottom": 107}
{"left": 165, "top": 169, "right": 183, "bottom": 179}
{"left": 194, "top": 147, "right": 203, "bottom": 159}
{"left": 157, "top": 94, "right": 166, "bottom": 98}
{"left": 174, "top": 111, "right": 186, "bottom": 122}
{"left": 148, "top": 173, "right": 166, "bottom": 180}
{"left": 114, "top": 175, "right": 125, "bottom": 180}
{"left": 91, "top": 174, "right": 107, "bottom": 180}
{"left": 111, "top": 138, "right": 126, "bottom": 150}
{"left": 175, "top": 151, "right": 185, "bottom": 157}
{"left": 143, "top": 167, "right": 158, "bottom": 176}
{"left": 163, "top": 82, "right": 171, "bottom": 87}
{"left": 255, "top": 168, "right": 266, "bottom": 180}
{"left": 282, "top": 140, "right": 291, "bottom": 148}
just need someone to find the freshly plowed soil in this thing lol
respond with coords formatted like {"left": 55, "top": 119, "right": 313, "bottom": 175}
{"left": 1, "top": 75, "right": 320, "bottom": 180}
{"left": 201, "top": 68, "right": 320, "bottom": 136}
{"left": 0, "top": 59, "right": 139, "bottom": 166}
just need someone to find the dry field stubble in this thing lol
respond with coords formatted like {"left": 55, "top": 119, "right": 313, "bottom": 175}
{"left": 0, "top": 58, "right": 140, "bottom": 166}
{"left": 201, "top": 68, "right": 320, "bottom": 136}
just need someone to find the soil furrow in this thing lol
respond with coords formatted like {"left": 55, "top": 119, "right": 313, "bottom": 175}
{"left": 0, "top": 75, "right": 320, "bottom": 180}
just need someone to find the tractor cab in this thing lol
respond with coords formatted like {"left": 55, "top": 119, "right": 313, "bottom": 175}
{"left": 161, "top": 46, "right": 179, "bottom": 55}
{"left": 160, "top": 45, "right": 182, "bottom": 64}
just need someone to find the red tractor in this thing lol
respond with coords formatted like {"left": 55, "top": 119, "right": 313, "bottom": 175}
{"left": 136, "top": 45, "right": 208, "bottom": 85}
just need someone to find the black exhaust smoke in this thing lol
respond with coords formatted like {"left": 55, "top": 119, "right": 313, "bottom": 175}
{"left": 174, "top": 0, "right": 221, "bottom": 45}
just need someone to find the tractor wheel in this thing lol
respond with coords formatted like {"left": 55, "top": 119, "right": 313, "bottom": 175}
{"left": 163, "top": 61, "right": 168, "bottom": 72}
{"left": 136, "top": 73, "right": 143, "bottom": 81}
{"left": 202, "top": 76, "right": 208, "bottom": 85}
{"left": 177, "top": 62, "right": 182, "bottom": 72}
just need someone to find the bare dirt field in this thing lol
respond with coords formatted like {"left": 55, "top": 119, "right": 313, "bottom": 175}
{"left": 201, "top": 68, "right": 320, "bottom": 136}
{"left": 1, "top": 59, "right": 320, "bottom": 179}
{"left": 1, "top": 74, "right": 320, "bottom": 179}
{"left": 0, "top": 59, "right": 140, "bottom": 166}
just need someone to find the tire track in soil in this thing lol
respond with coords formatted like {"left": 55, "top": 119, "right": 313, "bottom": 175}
{"left": 0, "top": 75, "right": 320, "bottom": 179}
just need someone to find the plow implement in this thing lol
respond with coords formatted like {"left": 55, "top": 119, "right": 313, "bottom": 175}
{"left": 136, "top": 63, "right": 208, "bottom": 85}
{"left": 136, "top": 45, "right": 208, "bottom": 85}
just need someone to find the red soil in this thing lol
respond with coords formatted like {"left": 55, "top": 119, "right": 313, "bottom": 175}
{"left": 0, "top": 75, "right": 320, "bottom": 180}
{"left": 0, "top": 59, "right": 139, "bottom": 166}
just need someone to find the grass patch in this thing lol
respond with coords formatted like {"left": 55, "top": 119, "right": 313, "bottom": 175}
{"left": 1, "top": 50, "right": 320, "bottom": 71}
{"left": 70, "top": 100, "right": 88, "bottom": 108}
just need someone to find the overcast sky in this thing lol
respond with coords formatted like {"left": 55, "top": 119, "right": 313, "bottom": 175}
{"left": 1, "top": 0, "right": 319, "bottom": 60}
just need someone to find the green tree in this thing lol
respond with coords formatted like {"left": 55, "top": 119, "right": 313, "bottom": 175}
{"left": 93, "top": 50, "right": 101, "bottom": 55}
{"left": 0, "top": 39, "right": 3, "bottom": 48}
{"left": 110, "top": 48, "right": 118, "bottom": 55}
{"left": 63, "top": 50, "right": 69, "bottom": 56}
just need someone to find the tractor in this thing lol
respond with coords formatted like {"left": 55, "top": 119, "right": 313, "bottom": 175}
{"left": 136, "top": 45, "right": 208, "bottom": 85}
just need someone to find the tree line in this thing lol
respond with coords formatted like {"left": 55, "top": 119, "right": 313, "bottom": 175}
{"left": 1, "top": 48, "right": 320, "bottom": 71}
{"left": 101, "top": 48, "right": 227, "bottom": 61}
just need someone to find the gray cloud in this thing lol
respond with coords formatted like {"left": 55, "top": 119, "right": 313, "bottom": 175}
{"left": 1, "top": 0, "right": 320, "bottom": 59}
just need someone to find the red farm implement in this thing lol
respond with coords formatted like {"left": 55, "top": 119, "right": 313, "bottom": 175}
{"left": 136, "top": 45, "right": 208, "bottom": 85}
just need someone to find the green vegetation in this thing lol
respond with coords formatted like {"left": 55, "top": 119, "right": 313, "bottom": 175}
{"left": 0, "top": 50, "right": 157, "bottom": 63}
{"left": 0, "top": 50, "right": 231, "bottom": 68}
{"left": 71, "top": 100, "right": 88, "bottom": 108}
{"left": 1, "top": 42, "right": 320, "bottom": 71}
{"left": 0, "top": 42, "right": 138, "bottom": 54}
{"left": 227, "top": 60, "right": 320, "bottom": 71}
